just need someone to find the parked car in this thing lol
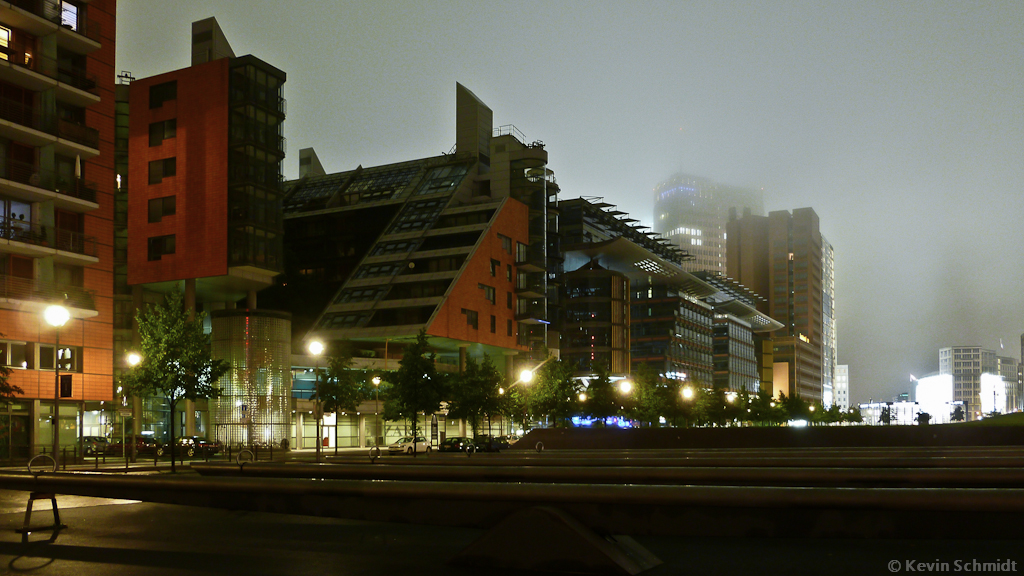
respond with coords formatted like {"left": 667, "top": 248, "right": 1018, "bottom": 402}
{"left": 105, "top": 437, "right": 162, "bottom": 456}
{"left": 176, "top": 436, "right": 222, "bottom": 457}
{"left": 474, "top": 435, "right": 509, "bottom": 452}
{"left": 388, "top": 436, "right": 431, "bottom": 454}
{"left": 83, "top": 436, "right": 109, "bottom": 456}
{"left": 437, "top": 436, "right": 475, "bottom": 453}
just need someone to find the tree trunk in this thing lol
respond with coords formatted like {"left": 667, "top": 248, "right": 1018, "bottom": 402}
{"left": 169, "top": 398, "right": 176, "bottom": 473}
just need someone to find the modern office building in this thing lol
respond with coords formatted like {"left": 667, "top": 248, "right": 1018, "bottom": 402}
{"left": 727, "top": 208, "right": 827, "bottom": 401}
{"left": 821, "top": 236, "right": 836, "bottom": 406}
{"left": 0, "top": 0, "right": 115, "bottom": 457}
{"left": 272, "top": 84, "right": 555, "bottom": 374}
{"left": 652, "top": 174, "right": 762, "bottom": 274}
{"left": 559, "top": 198, "right": 781, "bottom": 388}
{"left": 123, "top": 18, "right": 288, "bottom": 444}
{"left": 834, "top": 364, "right": 849, "bottom": 411}
{"left": 996, "top": 355, "right": 1019, "bottom": 413}
{"left": 938, "top": 346, "right": 997, "bottom": 420}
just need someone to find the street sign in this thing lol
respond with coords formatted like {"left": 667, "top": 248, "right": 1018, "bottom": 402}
{"left": 118, "top": 408, "right": 132, "bottom": 418}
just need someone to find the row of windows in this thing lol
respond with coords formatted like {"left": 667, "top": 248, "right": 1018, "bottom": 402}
{"left": 460, "top": 309, "right": 513, "bottom": 336}
{"left": 0, "top": 341, "right": 82, "bottom": 372}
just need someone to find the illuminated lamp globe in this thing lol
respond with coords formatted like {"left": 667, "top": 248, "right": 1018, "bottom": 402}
{"left": 308, "top": 341, "right": 324, "bottom": 356}
{"left": 618, "top": 380, "right": 632, "bottom": 394}
{"left": 520, "top": 369, "right": 534, "bottom": 383}
{"left": 44, "top": 305, "right": 70, "bottom": 328}
{"left": 681, "top": 387, "right": 694, "bottom": 400}
{"left": 127, "top": 352, "right": 141, "bottom": 367}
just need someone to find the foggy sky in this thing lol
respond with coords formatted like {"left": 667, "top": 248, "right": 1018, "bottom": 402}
{"left": 116, "top": 1, "right": 1024, "bottom": 404}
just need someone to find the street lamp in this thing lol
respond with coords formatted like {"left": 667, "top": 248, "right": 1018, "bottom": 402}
{"left": 681, "top": 386, "right": 694, "bottom": 400}
{"left": 308, "top": 340, "right": 324, "bottom": 463}
{"left": 618, "top": 380, "right": 632, "bottom": 394}
{"left": 372, "top": 376, "right": 381, "bottom": 447}
{"left": 44, "top": 305, "right": 70, "bottom": 461}
{"left": 125, "top": 352, "right": 141, "bottom": 466}
{"left": 520, "top": 369, "right": 534, "bottom": 383}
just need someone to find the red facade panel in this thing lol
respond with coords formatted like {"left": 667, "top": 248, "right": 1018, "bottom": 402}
{"left": 127, "top": 59, "right": 231, "bottom": 285}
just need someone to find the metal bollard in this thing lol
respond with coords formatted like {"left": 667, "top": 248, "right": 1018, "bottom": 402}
{"left": 62, "top": 447, "right": 66, "bottom": 470}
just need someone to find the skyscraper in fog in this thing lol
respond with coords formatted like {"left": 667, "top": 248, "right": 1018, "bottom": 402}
{"left": 653, "top": 174, "right": 762, "bottom": 274}
{"left": 727, "top": 208, "right": 827, "bottom": 402}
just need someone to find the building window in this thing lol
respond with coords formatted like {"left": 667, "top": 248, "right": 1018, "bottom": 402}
{"left": 54, "top": 264, "right": 84, "bottom": 287}
{"left": 507, "top": 264, "right": 512, "bottom": 282}
{"left": 148, "top": 158, "right": 176, "bottom": 184}
{"left": 150, "top": 81, "right": 177, "bottom": 109}
{"left": 479, "top": 284, "right": 495, "bottom": 304}
{"left": 498, "top": 233, "right": 512, "bottom": 254}
{"left": 60, "top": 374, "right": 72, "bottom": 398}
{"left": 507, "top": 319, "right": 513, "bottom": 337}
{"left": 147, "top": 234, "right": 175, "bottom": 261}
{"left": 490, "top": 315, "right": 496, "bottom": 333}
{"left": 149, "top": 119, "right": 177, "bottom": 146}
{"left": 39, "top": 345, "right": 80, "bottom": 372}
{"left": 461, "top": 309, "right": 478, "bottom": 329}
{"left": 148, "top": 196, "right": 176, "bottom": 223}
{"left": 507, "top": 292, "right": 513, "bottom": 309}
{"left": 490, "top": 259, "right": 499, "bottom": 277}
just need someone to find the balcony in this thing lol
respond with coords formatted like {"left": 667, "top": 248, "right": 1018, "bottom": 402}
{"left": 0, "top": 272, "right": 95, "bottom": 313}
{"left": 0, "top": 97, "right": 54, "bottom": 144}
{"left": 1, "top": 214, "right": 98, "bottom": 261}
{"left": 56, "top": 118, "right": 99, "bottom": 151}
{"left": 0, "top": 157, "right": 98, "bottom": 209}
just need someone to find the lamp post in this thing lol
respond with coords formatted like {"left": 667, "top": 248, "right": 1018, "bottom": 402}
{"left": 44, "top": 305, "right": 70, "bottom": 462}
{"left": 372, "top": 376, "right": 381, "bottom": 447}
{"left": 308, "top": 340, "right": 324, "bottom": 463}
{"left": 125, "top": 352, "right": 141, "bottom": 467}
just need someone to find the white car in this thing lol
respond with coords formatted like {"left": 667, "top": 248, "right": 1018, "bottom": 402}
{"left": 388, "top": 436, "right": 431, "bottom": 454}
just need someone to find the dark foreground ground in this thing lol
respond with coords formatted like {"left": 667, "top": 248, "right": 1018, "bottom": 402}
{"left": 0, "top": 491, "right": 1020, "bottom": 576}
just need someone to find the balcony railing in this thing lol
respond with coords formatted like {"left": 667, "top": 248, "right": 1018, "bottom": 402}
{"left": 1, "top": 214, "right": 98, "bottom": 257}
{"left": 0, "top": 157, "right": 98, "bottom": 203}
{"left": 56, "top": 65, "right": 98, "bottom": 93}
{"left": 56, "top": 118, "right": 99, "bottom": 149}
{"left": 6, "top": 0, "right": 101, "bottom": 44}
{"left": 0, "top": 97, "right": 51, "bottom": 133}
{"left": 0, "top": 272, "right": 95, "bottom": 311}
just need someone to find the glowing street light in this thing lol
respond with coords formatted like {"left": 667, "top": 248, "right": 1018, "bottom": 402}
{"left": 127, "top": 352, "right": 141, "bottom": 367}
{"left": 618, "top": 380, "right": 632, "bottom": 394}
{"left": 579, "top": 392, "right": 587, "bottom": 402}
{"left": 681, "top": 386, "right": 694, "bottom": 400}
{"left": 308, "top": 340, "right": 324, "bottom": 463}
{"left": 44, "top": 305, "right": 70, "bottom": 461}
{"left": 372, "top": 376, "right": 382, "bottom": 447}
{"left": 520, "top": 369, "right": 534, "bottom": 383}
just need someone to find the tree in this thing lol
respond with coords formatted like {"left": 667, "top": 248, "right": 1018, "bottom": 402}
{"left": 320, "top": 347, "right": 368, "bottom": 416}
{"left": 389, "top": 330, "right": 447, "bottom": 451}
{"left": 531, "top": 357, "right": 581, "bottom": 427}
{"left": 447, "top": 356, "right": 502, "bottom": 436}
{"left": 916, "top": 411, "right": 932, "bottom": 426}
{"left": 951, "top": 405, "right": 965, "bottom": 422}
{"left": 120, "top": 290, "right": 229, "bottom": 472}
{"left": 0, "top": 332, "right": 22, "bottom": 401}
{"left": 879, "top": 405, "right": 892, "bottom": 425}
{"left": 627, "top": 363, "right": 665, "bottom": 427}
{"left": 580, "top": 363, "right": 617, "bottom": 425}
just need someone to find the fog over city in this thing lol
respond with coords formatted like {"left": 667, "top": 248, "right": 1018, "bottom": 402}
{"left": 118, "top": 1, "right": 1024, "bottom": 404}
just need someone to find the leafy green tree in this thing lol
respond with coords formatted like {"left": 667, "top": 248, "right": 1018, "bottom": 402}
{"left": 497, "top": 383, "right": 530, "bottom": 434}
{"left": 844, "top": 406, "right": 864, "bottom": 424}
{"left": 320, "top": 347, "right": 368, "bottom": 416}
{"left": 389, "top": 330, "right": 447, "bottom": 448}
{"left": 581, "top": 363, "right": 618, "bottom": 425}
{"left": 447, "top": 356, "right": 502, "bottom": 436}
{"left": 0, "top": 332, "right": 21, "bottom": 401}
{"left": 916, "top": 411, "right": 931, "bottom": 426}
{"left": 120, "top": 290, "right": 229, "bottom": 472}
{"left": 879, "top": 405, "right": 892, "bottom": 425}
{"left": 532, "top": 357, "right": 581, "bottom": 427}
{"left": 951, "top": 405, "right": 965, "bottom": 422}
{"left": 627, "top": 363, "right": 666, "bottom": 427}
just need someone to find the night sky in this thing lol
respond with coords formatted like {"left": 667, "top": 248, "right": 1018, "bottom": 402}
{"left": 116, "top": 1, "right": 1024, "bottom": 404}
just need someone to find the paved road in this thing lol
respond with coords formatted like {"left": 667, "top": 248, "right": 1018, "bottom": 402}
{"left": 0, "top": 488, "right": 1021, "bottom": 576}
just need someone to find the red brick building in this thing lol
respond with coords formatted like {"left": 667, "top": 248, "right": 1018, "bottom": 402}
{"left": 0, "top": 0, "right": 116, "bottom": 457}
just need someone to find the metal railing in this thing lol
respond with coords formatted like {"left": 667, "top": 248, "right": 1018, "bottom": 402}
{"left": 5, "top": 0, "right": 101, "bottom": 44}
{"left": 0, "top": 215, "right": 98, "bottom": 257}
{"left": 56, "top": 118, "right": 99, "bottom": 149}
{"left": 0, "top": 157, "right": 98, "bottom": 203}
{"left": 0, "top": 96, "right": 52, "bottom": 133}
{"left": 0, "top": 273, "right": 96, "bottom": 310}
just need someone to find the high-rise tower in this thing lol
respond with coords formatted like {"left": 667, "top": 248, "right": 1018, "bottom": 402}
{"left": 653, "top": 174, "right": 762, "bottom": 274}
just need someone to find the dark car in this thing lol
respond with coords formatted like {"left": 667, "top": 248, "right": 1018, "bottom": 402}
{"left": 474, "top": 435, "right": 509, "bottom": 452}
{"left": 106, "top": 437, "right": 162, "bottom": 456}
{"left": 437, "top": 436, "right": 475, "bottom": 452}
{"left": 83, "top": 436, "right": 109, "bottom": 456}
{"left": 176, "top": 436, "right": 222, "bottom": 457}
